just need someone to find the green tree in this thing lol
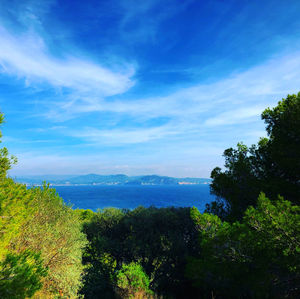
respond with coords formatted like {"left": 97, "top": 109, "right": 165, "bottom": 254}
{"left": 80, "top": 208, "right": 124, "bottom": 298}
{"left": 0, "top": 113, "right": 17, "bottom": 178}
{"left": 0, "top": 113, "right": 87, "bottom": 298}
{"left": 261, "top": 93, "right": 300, "bottom": 201}
{"left": 187, "top": 193, "right": 300, "bottom": 298}
{"left": 208, "top": 93, "right": 300, "bottom": 220}
{"left": 0, "top": 180, "right": 87, "bottom": 298}
{"left": 0, "top": 251, "right": 47, "bottom": 299}
{"left": 0, "top": 179, "right": 37, "bottom": 260}
{"left": 10, "top": 184, "right": 87, "bottom": 298}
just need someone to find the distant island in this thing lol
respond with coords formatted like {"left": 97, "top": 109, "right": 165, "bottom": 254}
{"left": 13, "top": 174, "right": 211, "bottom": 186}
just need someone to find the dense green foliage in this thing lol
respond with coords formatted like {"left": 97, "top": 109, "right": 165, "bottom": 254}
{"left": 187, "top": 193, "right": 300, "bottom": 298}
{"left": 0, "top": 250, "right": 47, "bottom": 299}
{"left": 80, "top": 206, "right": 199, "bottom": 298}
{"left": 207, "top": 93, "right": 300, "bottom": 220}
{"left": 0, "top": 179, "right": 87, "bottom": 298}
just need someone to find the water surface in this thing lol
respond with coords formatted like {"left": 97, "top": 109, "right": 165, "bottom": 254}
{"left": 52, "top": 184, "right": 213, "bottom": 212}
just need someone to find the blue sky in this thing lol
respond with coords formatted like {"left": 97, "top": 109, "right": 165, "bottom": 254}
{"left": 1, "top": 0, "right": 300, "bottom": 177}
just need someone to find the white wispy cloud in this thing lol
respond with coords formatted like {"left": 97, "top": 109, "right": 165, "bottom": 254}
{"left": 2, "top": 136, "right": 55, "bottom": 144}
{"left": 52, "top": 49, "right": 300, "bottom": 118}
{"left": 0, "top": 26, "right": 135, "bottom": 98}
{"left": 204, "top": 106, "right": 265, "bottom": 126}
{"left": 69, "top": 125, "right": 179, "bottom": 144}
{"left": 44, "top": 49, "right": 300, "bottom": 144}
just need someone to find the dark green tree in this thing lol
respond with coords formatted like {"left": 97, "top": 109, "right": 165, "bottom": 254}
{"left": 187, "top": 193, "right": 300, "bottom": 298}
{"left": 261, "top": 93, "right": 300, "bottom": 201}
{"left": 81, "top": 206, "right": 200, "bottom": 298}
{"left": 207, "top": 93, "right": 300, "bottom": 220}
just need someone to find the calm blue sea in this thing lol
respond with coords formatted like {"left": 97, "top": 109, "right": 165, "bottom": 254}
{"left": 51, "top": 184, "right": 214, "bottom": 212}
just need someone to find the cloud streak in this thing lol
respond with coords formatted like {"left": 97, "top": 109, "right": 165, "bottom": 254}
{"left": 118, "top": 0, "right": 193, "bottom": 43}
{"left": 0, "top": 26, "right": 135, "bottom": 97}
{"left": 45, "top": 50, "right": 300, "bottom": 144}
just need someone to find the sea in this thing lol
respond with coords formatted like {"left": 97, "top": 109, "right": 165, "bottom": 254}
{"left": 51, "top": 184, "right": 214, "bottom": 212}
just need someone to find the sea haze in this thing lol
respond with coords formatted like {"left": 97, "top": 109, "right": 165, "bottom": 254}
{"left": 51, "top": 184, "right": 213, "bottom": 212}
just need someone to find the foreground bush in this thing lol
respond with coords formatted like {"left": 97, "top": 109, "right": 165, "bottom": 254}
{"left": 115, "top": 262, "right": 153, "bottom": 298}
{"left": 0, "top": 179, "right": 87, "bottom": 297}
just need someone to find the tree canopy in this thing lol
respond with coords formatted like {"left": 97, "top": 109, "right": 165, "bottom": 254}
{"left": 187, "top": 193, "right": 300, "bottom": 298}
{"left": 80, "top": 206, "right": 200, "bottom": 298}
{"left": 207, "top": 93, "right": 300, "bottom": 221}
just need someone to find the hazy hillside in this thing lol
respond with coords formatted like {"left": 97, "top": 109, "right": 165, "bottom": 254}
{"left": 14, "top": 174, "right": 211, "bottom": 186}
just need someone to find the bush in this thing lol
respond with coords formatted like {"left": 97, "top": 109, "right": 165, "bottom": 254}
{"left": 115, "top": 262, "right": 153, "bottom": 299}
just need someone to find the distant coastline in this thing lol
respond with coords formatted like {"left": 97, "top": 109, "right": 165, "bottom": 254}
{"left": 13, "top": 173, "right": 212, "bottom": 186}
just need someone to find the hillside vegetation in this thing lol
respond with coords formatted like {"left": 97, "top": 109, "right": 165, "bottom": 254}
{"left": 0, "top": 93, "right": 299, "bottom": 298}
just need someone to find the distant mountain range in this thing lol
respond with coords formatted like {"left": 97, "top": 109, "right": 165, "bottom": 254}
{"left": 13, "top": 174, "right": 211, "bottom": 186}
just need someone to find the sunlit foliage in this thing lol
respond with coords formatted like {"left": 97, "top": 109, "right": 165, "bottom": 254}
{"left": 115, "top": 262, "right": 153, "bottom": 298}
